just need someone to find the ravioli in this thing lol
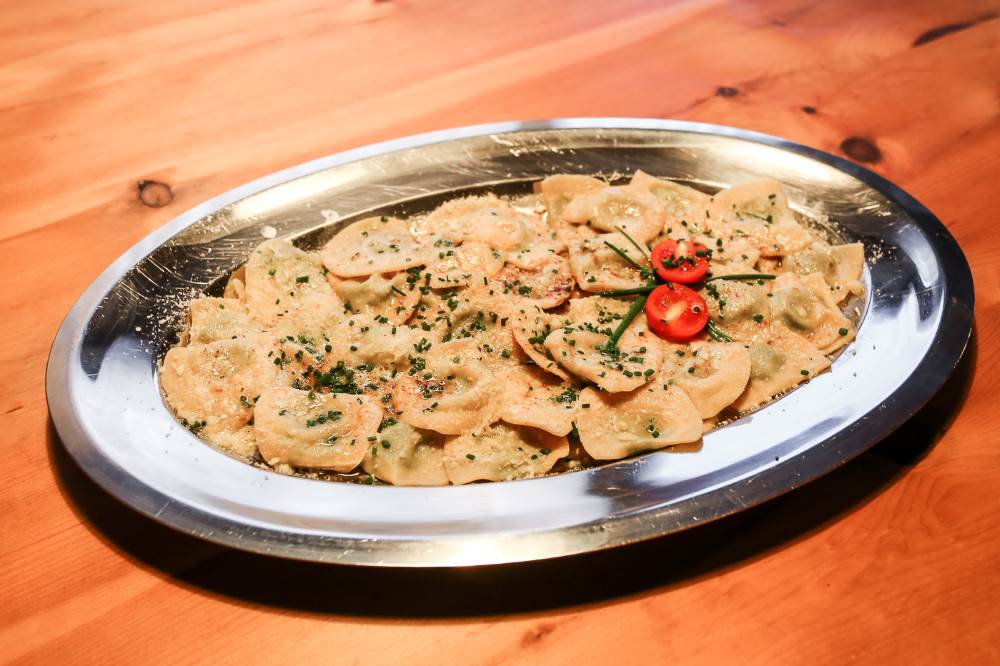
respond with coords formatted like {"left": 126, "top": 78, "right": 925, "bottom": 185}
{"left": 575, "top": 384, "right": 702, "bottom": 460}
{"left": 544, "top": 298, "right": 663, "bottom": 392}
{"left": 322, "top": 216, "right": 429, "bottom": 277}
{"left": 779, "top": 242, "right": 865, "bottom": 303}
{"left": 661, "top": 341, "right": 752, "bottom": 419}
{"left": 423, "top": 241, "right": 505, "bottom": 288}
{"left": 245, "top": 239, "right": 342, "bottom": 329}
{"left": 569, "top": 232, "right": 651, "bottom": 292}
{"left": 412, "top": 194, "right": 534, "bottom": 251}
{"left": 710, "top": 179, "right": 813, "bottom": 257}
{"left": 497, "top": 364, "right": 578, "bottom": 436}
{"left": 254, "top": 386, "right": 380, "bottom": 471}
{"left": 361, "top": 420, "right": 449, "bottom": 486}
{"left": 223, "top": 265, "right": 247, "bottom": 301}
{"left": 560, "top": 186, "right": 665, "bottom": 244}
{"left": 164, "top": 170, "right": 863, "bottom": 485}
{"left": 329, "top": 272, "right": 420, "bottom": 325}
{"left": 391, "top": 358, "right": 499, "bottom": 435}
{"left": 510, "top": 309, "right": 570, "bottom": 380}
{"left": 443, "top": 423, "right": 569, "bottom": 484}
{"left": 768, "top": 273, "right": 854, "bottom": 353}
{"left": 730, "top": 327, "right": 832, "bottom": 412}
{"left": 629, "top": 170, "right": 713, "bottom": 238}
{"left": 492, "top": 253, "right": 575, "bottom": 309}
{"left": 160, "top": 338, "right": 277, "bottom": 458}
{"left": 536, "top": 174, "right": 606, "bottom": 221}
{"left": 185, "top": 297, "right": 258, "bottom": 345}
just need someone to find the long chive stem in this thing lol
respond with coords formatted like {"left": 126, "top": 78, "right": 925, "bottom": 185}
{"left": 615, "top": 225, "right": 650, "bottom": 259}
{"left": 598, "top": 285, "right": 657, "bottom": 297}
{"left": 603, "top": 241, "right": 648, "bottom": 275}
{"left": 706, "top": 320, "right": 734, "bottom": 342}
{"left": 607, "top": 293, "right": 649, "bottom": 349}
{"left": 705, "top": 273, "right": 776, "bottom": 283}
{"left": 391, "top": 286, "right": 407, "bottom": 297}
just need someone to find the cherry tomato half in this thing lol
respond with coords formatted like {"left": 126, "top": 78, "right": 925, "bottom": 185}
{"left": 645, "top": 283, "right": 708, "bottom": 342}
{"left": 650, "top": 239, "right": 710, "bottom": 284}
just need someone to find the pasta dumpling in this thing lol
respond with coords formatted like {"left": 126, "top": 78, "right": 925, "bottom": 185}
{"left": 560, "top": 186, "right": 665, "bottom": 243}
{"left": 575, "top": 384, "right": 702, "bottom": 460}
{"left": 322, "top": 216, "right": 429, "bottom": 277}
{"left": 162, "top": 169, "right": 864, "bottom": 485}
{"left": 661, "top": 341, "right": 752, "bottom": 419}
{"left": 254, "top": 386, "right": 380, "bottom": 471}
{"left": 443, "top": 423, "right": 568, "bottom": 484}
{"left": 361, "top": 420, "right": 449, "bottom": 486}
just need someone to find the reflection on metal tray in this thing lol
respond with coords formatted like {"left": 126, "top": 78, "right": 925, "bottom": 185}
{"left": 47, "top": 119, "right": 974, "bottom": 567}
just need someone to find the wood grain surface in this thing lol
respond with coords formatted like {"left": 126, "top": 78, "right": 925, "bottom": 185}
{"left": 2, "top": 0, "right": 998, "bottom": 663}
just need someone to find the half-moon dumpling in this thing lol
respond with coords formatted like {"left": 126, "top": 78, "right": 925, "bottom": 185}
{"left": 575, "top": 383, "right": 702, "bottom": 460}
{"left": 569, "top": 232, "right": 651, "bottom": 292}
{"left": 328, "top": 272, "right": 420, "bottom": 325}
{"left": 185, "top": 297, "right": 258, "bottom": 345}
{"left": 493, "top": 253, "right": 575, "bottom": 309}
{"left": 412, "top": 195, "right": 533, "bottom": 251}
{"left": 160, "top": 338, "right": 278, "bottom": 458}
{"left": 661, "top": 341, "right": 752, "bottom": 418}
{"left": 536, "top": 174, "right": 606, "bottom": 221}
{"left": 497, "top": 365, "right": 578, "bottom": 436}
{"left": 769, "top": 273, "right": 854, "bottom": 353}
{"left": 322, "top": 216, "right": 429, "bottom": 277}
{"left": 560, "top": 186, "right": 665, "bottom": 243}
{"left": 391, "top": 358, "right": 499, "bottom": 435}
{"left": 254, "top": 386, "right": 380, "bottom": 471}
{"left": 361, "top": 420, "right": 449, "bottom": 486}
{"left": 730, "top": 327, "right": 832, "bottom": 412}
{"left": 443, "top": 423, "right": 568, "bottom": 484}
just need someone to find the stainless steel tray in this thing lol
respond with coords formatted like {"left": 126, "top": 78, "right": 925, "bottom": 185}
{"left": 46, "top": 119, "right": 974, "bottom": 567}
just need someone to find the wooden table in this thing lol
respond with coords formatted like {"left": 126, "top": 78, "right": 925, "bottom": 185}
{"left": 2, "top": 1, "right": 998, "bottom": 663}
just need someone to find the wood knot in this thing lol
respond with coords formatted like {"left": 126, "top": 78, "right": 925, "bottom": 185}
{"left": 912, "top": 13, "right": 997, "bottom": 47}
{"left": 840, "top": 137, "right": 882, "bottom": 164}
{"left": 520, "top": 622, "right": 556, "bottom": 647}
{"left": 715, "top": 86, "right": 739, "bottom": 98}
{"left": 801, "top": 105, "right": 817, "bottom": 115}
{"left": 137, "top": 180, "right": 174, "bottom": 207}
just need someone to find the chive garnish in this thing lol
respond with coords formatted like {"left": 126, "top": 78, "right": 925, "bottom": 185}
{"left": 704, "top": 273, "right": 776, "bottom": 283}
{"left": 706, "top": 320, "right": 733, "bottom": 342}
{"left": 603, "top": 241, "right": 649, "bottom": 277}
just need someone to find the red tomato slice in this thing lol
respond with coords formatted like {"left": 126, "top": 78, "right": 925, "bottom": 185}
{"left": 651, "top": 239, "right": 710, "bottom": 284}
{"left": 645, "top": 283, "right": 708, "bottom": 342}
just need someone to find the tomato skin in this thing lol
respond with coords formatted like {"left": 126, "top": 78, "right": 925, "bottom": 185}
{"left": 645, "top": 283, "right": 709, "bottom": 342}
{"left": 651, "top": 239, "right": 710, "bottom": 284}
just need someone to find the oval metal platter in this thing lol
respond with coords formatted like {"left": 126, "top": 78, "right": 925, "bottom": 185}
{"left": 46, "top": 119, "right": 974, "bottom": 567}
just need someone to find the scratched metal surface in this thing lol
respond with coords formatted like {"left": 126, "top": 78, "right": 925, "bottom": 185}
{"left": 46, "top": 120, "right": 973, "bottom": 566}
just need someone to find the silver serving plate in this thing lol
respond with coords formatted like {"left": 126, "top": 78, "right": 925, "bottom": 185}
{"left": 46, "top": 119, "right": 973, "bottom": 567}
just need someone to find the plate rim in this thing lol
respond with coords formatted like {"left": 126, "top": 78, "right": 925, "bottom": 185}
{"left": 46, "top": 118, "right": 975, "bottom": 567}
